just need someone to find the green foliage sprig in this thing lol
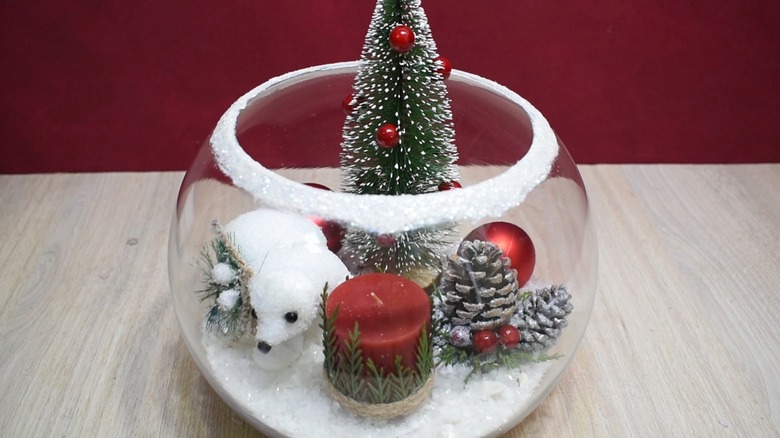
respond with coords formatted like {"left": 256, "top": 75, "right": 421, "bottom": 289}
{"left": 194, "top": 227, "right": 251, "bottom": 339}
{"left": 320, "top": 292, "right": 434, "bottom": 404}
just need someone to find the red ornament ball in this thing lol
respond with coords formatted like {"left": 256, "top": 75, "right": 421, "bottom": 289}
{"left": 342, "top": 94, "right": 356, "bottom": 115}
{"left": 376, "top": 123, "right": 400, "bottom": 149}
{"left": 435, "top": 56, "right": 452, "bottom": 79}
{"left": 464, "top": 222, "right": 536, "bottom": 286}
{"left": 472, "top": 330, "right": 499, "bottom": 354}
{"left": 449, "top": 325, "right": 472, "bottom": 348}
{"left": 376, "top": 233, "right": 397, "bottom": 248}
{"left": 389, "top": 25, "right": 415, "bottom": 53}
{"left": 304, "top": 183, "right": 346, "bottom": 253}
{"left": 438, "top": 180, "right": 462, "bottom": 191}
{"left": 497, "top": 325, "right": 521, "bottom": 348}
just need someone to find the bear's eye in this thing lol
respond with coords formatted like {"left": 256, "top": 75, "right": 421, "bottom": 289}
{"left": 284, "top": 311, "right": 298, "bottom": 323}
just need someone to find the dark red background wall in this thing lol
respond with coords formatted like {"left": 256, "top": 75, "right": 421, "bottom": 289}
{"left": 1, "top": 1, "right": 778, "bottom": 173}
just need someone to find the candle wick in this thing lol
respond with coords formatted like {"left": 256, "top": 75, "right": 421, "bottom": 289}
{"left": 370, "top": 292, "right": 384, "bottom": 307}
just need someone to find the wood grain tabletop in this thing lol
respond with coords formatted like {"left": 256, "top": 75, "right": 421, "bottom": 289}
{"left": 1, "top": 164, "right": 778, "bottom": 437}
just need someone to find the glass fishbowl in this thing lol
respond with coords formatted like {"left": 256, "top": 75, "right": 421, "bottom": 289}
{"left": 168, "top": 61, "right": 597, "bottom": 438}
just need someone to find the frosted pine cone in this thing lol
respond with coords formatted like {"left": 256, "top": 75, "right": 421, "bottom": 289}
{"left": 439, "top": 240, "right": 520, "bottom": 331}
{"left": 514, "top": 285, "right": 573, "bottom": 353}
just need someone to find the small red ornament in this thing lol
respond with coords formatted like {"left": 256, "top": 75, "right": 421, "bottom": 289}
{"left": 435, "top": 56, "right": 452, "bottom": 79}
{"left": 304, "top": 183, "right": 346, "bottom": 253}
{"left": 389, "top": 25, "right": 415, "bottom": 53}
{"left": 449, "top": 325, "right": 472, "bottom": 348}
{"left": 342, "top": 94, "right": 357, "bottom": 115}
{"left": 472, "top": 330, "right": 499, "bottom": 354}
{"left": 438, "top": 180, "right": 462, "bottom": 191}
{"left": 497, "top": 325, "right": 521, "bottom": 348}
{"left": 464, "top": 222, "right": 536, "bottom": 286}
{"left": 376, "top": 233, "right": 397, "bottom": 247}
{"left": 376, "top": 123, "right": 400, "bottom": 149}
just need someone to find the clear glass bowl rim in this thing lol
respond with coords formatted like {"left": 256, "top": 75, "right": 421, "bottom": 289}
{"left": 209, "top": 61, "right": 562, "bottom": 234}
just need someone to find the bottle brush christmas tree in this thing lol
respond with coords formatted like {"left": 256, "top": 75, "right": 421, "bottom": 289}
{"left": 340, "top": 0, "right": 458, "bottom": 280}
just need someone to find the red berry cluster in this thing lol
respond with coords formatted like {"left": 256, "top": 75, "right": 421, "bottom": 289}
{"left": 472, "top": 325, "right": 521, "bottom": 354}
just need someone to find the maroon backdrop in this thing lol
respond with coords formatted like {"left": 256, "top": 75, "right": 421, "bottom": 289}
{"left": 1, "top": 1, "right": 778, "bottom": 173}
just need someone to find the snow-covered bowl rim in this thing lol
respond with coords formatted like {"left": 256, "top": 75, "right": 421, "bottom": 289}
{"left": 211, "top": 61, "right": 559, "bottom": 234}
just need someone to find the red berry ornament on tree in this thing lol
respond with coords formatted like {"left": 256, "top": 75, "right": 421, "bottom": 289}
{"left": 472, "top": 330, "right": 499, "bottom": 354}
{"left": 438, "top": 180, "right": 462, "bottom": 191}
{"left": 497, "top": 325, "right": 521, "bottom": 349}
{"left": 389, "top": 25, "right": 415, "bottom": 53}
{"left": 342, "top": 94, "right": 357, "bottom": 115}
{"left": 464, "top": 222, "right": 536, "bottom": 286}
{"left": 376, "top": 123, "right": 400, "bottom": 149}
{"left": 435, "top": 56, "right": 452, "bottom": 79}
{"left": 376, "top": 233, "right": 397, "bottom": 248}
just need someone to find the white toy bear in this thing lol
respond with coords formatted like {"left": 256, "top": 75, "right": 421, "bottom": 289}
{"left": 224, "top": 208, "right": 349, "bottom": 371}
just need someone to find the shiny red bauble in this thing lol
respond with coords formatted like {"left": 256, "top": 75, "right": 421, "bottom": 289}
{"left": 304, "top": 183, "right": 346, "bottom": 253}
{"left": 435, "top": 56, "right": 452, "bottom": 79}
{"left": 438, "top": 180, "right": 462, "bottom": 191}
{"left": 464, "top": 222, "right": 536, "bottom": 286}
{"left": 497, "top": 325, "right": 521, "bottom": 348}
{"left": 472, "top": 330, "right": 499, "bottom": 354}
{"left": 389, "top": 25, "right": 415, "bottom": 53}
{"left": 376, "top": 123, "right": 400, "bottom": 149}
{"left": 342, "top": 94, "right": 356, "bottom": 115}
{"left": 376, "top": 233, "right": 397, "bottom": 248}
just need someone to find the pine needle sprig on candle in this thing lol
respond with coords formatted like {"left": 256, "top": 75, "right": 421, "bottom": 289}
{"left": 365, "top": 360, "right": 392, "bottom": 403}
{"left": 320, "top": 286, "right": 338, "bottom": 373}
{"left": 414, "top": 325, "right": 434, "bottom": 388}
{"left": 389, "top": 357, "right": 415, "bottom": 402}
{"left": 341, "top": 323, "right": 367, "bottom": 398}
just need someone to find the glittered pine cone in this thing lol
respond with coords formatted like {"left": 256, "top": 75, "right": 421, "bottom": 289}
{"left": 514, "top": 285, "right": 573, "bottom": 353}
{"left": 439, "top": 240, "right": 519, "bottom": 331}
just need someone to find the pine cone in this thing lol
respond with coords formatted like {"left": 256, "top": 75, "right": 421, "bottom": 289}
{"left": 515, "top": 285, "right": 573, "bottom": 353}
{"left": 439, "top": 240, "right": 519, "bottom": 331}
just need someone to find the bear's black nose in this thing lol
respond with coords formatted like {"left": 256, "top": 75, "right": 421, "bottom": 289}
{"left": 257, "top": 341, "right": 272, "bottom": 353}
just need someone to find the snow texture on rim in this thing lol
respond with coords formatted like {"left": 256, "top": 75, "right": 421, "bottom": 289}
{"left": 210, "top": 62, "right": 559, "bottom": 234}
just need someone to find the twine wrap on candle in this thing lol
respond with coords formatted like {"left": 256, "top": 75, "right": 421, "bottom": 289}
{"left": 324, "top": 371, "right": 434, "bottom": 419}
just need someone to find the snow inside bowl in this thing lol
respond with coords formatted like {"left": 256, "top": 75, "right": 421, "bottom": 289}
{"left": 168, "top": 62, "right": 597, "bottom": 438}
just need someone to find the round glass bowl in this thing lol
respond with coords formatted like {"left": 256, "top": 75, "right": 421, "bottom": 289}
{"left": 168, "top": 62, "right": 596, "bottom": 438}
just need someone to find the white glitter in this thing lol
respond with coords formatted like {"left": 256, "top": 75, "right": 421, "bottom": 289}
{"left": 210, "top": 62, "right": 559, "bottom": 234}
{"left": 217, "top": 288, "right": 240, "bottom": 311}
{"left": 203, "top": 332, "right": 551, "bottom": 437}
{"left": 211, "top": 262, "right": 236, "bottom": 286}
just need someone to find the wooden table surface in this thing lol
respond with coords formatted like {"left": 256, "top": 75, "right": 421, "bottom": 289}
{"left": 1, "top": 164, "right": 778, "bottom": 437}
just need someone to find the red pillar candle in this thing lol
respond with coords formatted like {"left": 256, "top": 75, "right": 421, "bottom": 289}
{"left": 326, "top": 273, "right": 431, "bottom": 375}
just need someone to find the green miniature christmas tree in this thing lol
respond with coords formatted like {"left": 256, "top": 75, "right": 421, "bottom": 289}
{"left": 340, "top": 0, "right": 459, "bottom": 280}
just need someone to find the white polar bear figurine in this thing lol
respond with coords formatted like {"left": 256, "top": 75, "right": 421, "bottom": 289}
{"left": 224, "top": 208, "right": 349, "bottom": 371}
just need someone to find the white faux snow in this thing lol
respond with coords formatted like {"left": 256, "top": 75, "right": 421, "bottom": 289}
{"left": 203, "top": 333, "right": 550, "bottom": 438}
{"left": 210, "top": 62, "right": 560, "bottom": 234}
{"left": 217, "top": 288, "right": 240, "bottom": 311}
{"left": 212, "top": 263, "right": 236, "bottom": 286}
